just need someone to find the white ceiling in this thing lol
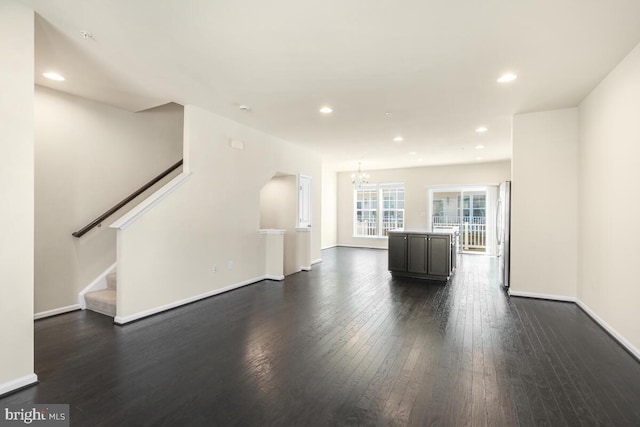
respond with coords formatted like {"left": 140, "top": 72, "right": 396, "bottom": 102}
{"left": 26, "top": 0, "right": 640, "bottom": 171}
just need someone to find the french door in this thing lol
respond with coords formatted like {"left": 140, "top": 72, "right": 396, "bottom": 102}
{"left": 429, "top": 186, "right": 496, "bottom": 254}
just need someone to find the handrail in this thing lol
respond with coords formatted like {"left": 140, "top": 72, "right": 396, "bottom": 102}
{"left": 72, "top": 159, "right": 183, "bottom": 237}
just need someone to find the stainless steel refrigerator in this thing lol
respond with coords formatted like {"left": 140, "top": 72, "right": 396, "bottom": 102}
{"left": 497, "top": 181, "right": 511, "bottom": 288}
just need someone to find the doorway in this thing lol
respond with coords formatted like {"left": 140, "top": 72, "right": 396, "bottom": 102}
{"left": 428, "top": 186, "right": 498, "bottom": 255}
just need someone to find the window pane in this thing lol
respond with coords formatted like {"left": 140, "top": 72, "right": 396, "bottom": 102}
{"left": 473, "top": 196, "right": 485, "bottom": 209}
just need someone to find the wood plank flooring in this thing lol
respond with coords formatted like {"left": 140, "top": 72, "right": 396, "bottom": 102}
{"left": 2, "top": 247, "right": 640, "bottom": 426}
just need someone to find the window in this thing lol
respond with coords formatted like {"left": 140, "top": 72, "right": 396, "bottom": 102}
{"left": 354, "top": 183, "right": 404, "bottom": 237}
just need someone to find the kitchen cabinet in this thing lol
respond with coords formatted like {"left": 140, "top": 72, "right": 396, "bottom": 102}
{"left": 388, "top": 234, "right": 407, "bottom": 271}
{"left": 388, "top": 230, "right": 456, "bottom": 281}
{"left": 408, "top": 234, "right": 428, "bottom": 274}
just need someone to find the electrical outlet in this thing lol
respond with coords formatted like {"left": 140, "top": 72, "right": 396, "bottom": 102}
{"left": 227, "top": 261, "right": 234, "bottom": 270}
{"left": 212, "top": 265, "right": 217, "bottom": 273}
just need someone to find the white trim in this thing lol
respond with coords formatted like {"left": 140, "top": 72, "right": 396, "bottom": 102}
{"left": 110, "top": 172, "right": 191, "bottom": 230}
{"left": 0, "top": 374, "right": 38, "bottom": 397}
{"left": 34, "top": 304, "right": 81, "bottom": 320}
{"left": 321, "top": 244, "right": 337, "bottom": 250}
{"left": 259, "top": 229, "right": 286, "bottom": 235}
{"left": 576, "top": 300, "right": 640, "bottom": 361}
{"left": 114, "top": 275, "right": 267, "bottom": 325}
{"left": 351, "top": 235, "right": 388, "bottom": 240}
{"left": 295, "top": 227, "right": 311, "bottom": 232}
{"left": 311, "top": 258, "right": 322, "bottom": 265}
{"left": 337, "top": 244, "right": 387, "bottom": 250}
{"left": 300, "top": 266, "right": 312, "bottom": 271}
{"left": 78, "top": 262, "right": 117, "bottom": 309}
{"left": 265, "top": 275, "right": 285, "bottom": 281}
{"left": 507, "top": 290, "right": 576, "bottom": 302}
{"left": 297, "top": 174, "right": 312, "bottom": 228}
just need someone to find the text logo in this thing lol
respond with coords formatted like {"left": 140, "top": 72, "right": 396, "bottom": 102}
{"left": 1, "top": 405, "right": 69, "bottom": 427}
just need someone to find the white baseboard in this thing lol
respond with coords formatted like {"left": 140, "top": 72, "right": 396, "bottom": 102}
{"left": 78, "top": 262, "right": 117, "bottom": 309}
{"left": 34, "top": 304, "right": 81, "bottom": 320}
{"left": 0, "top": 373, "right": 38, "bottom": 397}
{"left": 265, "top": 275, "right": 284, "bottom": 281}
{"left": 336, "top": 244, "right": 387, "bottom": 250}
{"left": 311, "top": 258, "right": 322, "bottom": 265}
{"left": 300, "top": 266, "right": 312, "bottom": 271}
{"left": 576, "top": 300, "right": 640, "bottom": 361}
{"left": 321, "top": 245, "right": 337, "bottom": 250}
{"left": 114, "top": 275, "right": 267, "bottom": 325}
{"left": 508, "top": 290, "right": 577, "bottom": 303}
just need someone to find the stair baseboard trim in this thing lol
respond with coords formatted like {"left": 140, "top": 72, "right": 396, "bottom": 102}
{"left": 0, "top": 373, "right": 38, "bottom": 397}
{"left": 114, "top": 275, "right": 268, "bottom": 325}
{"left": 311, "top": 258, "right": 322, "bottom": 265}
{"left": 507, "top": 290, "right": 577, "bottom": 302}
{"left": 34, "top": 304, "right": 81, "bottom": 320}
{"left": 78, "top": 262, "right": 117, "bottom": 309}
{"left": 265, "top": 275, "right": 284, "bottom": 281}
{"left": 110, "top": 172, "right": 191, "bottom": 230}
{"left": 575, "top": 299, "right": 640, "bottom": 362}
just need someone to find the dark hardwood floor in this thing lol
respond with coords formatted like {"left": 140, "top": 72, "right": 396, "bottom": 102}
{"left": 2, "top": 248, "right": 640, "bottom": 426}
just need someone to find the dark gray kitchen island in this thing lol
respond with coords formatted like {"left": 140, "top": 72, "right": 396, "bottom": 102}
{"left": 388, "top": 229, "right": 457, "bottom": 281}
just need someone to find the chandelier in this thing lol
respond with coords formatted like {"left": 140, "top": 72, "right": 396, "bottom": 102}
{"left": 351, "top": 162, "right": 370, "bottom": 187}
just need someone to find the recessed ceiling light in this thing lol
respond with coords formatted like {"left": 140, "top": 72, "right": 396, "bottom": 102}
{"left": 497, "top": 73, "right": 517, "bottom": 83}
{"left": 476, "top": 157, "right": 485, "bottom": 161}
{"left": 475, "top": 126, "right": 488, "bottom": 133}
{"left": 417, "top": 158, "right": 423, "bottom": 162}
{"left": 393, "top": 136, "right": 403, "bottom": 142}
{"left": 475, "top": 145, "right": 485, "bottom": 149}
{"left": 319, "top": 106, "right": 333, "bottom": 114}
{"left": 43, "top": 72, "right": 65, "bottom": 81}
{"left": 408, "top": 152, "right": 417, "bottom": 156}
{"left": 385, "top": 112, "right": 393, "bottom": 117}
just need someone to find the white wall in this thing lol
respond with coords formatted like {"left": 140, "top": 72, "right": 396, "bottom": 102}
{"left": 0, "top": 0, "right": 37, "bottom": 394}
{"left": 259, "top": 175, "right": 299, "bottom": 275}
{"left": 34, "top": 86, "right": 183, "bottom": 315}
{"left": 578, "top": 41, "right": 640, "bottom": 353}
{"left": 321, "top": 168, "right": 337, "bottom": 249}
{"left": 511, "top": 108, "right": 578, "bottom": 299}
{"left": 337, "top": 161, "right": 511, "bottom": 248}
{"left": 114, "top": 105, "right": 322, "bottom": 322}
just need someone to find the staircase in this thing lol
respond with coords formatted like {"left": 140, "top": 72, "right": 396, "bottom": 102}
{"left": 84, "top": 272, "right": 117, "bottom": 317}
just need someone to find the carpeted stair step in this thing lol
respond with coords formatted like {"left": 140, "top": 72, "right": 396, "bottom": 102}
{"left": 85, "top": 289, "right": 116, "bottom": 317}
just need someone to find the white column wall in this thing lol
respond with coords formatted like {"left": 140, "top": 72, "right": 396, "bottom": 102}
{"left": 578, "top": 41, "right": 640, "bottom": 354}
{"left": 0, "top": 0, "right": 37, "bottom": 394}
{"left": 510, "top": 108, "right": 578, "bottom": 299}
